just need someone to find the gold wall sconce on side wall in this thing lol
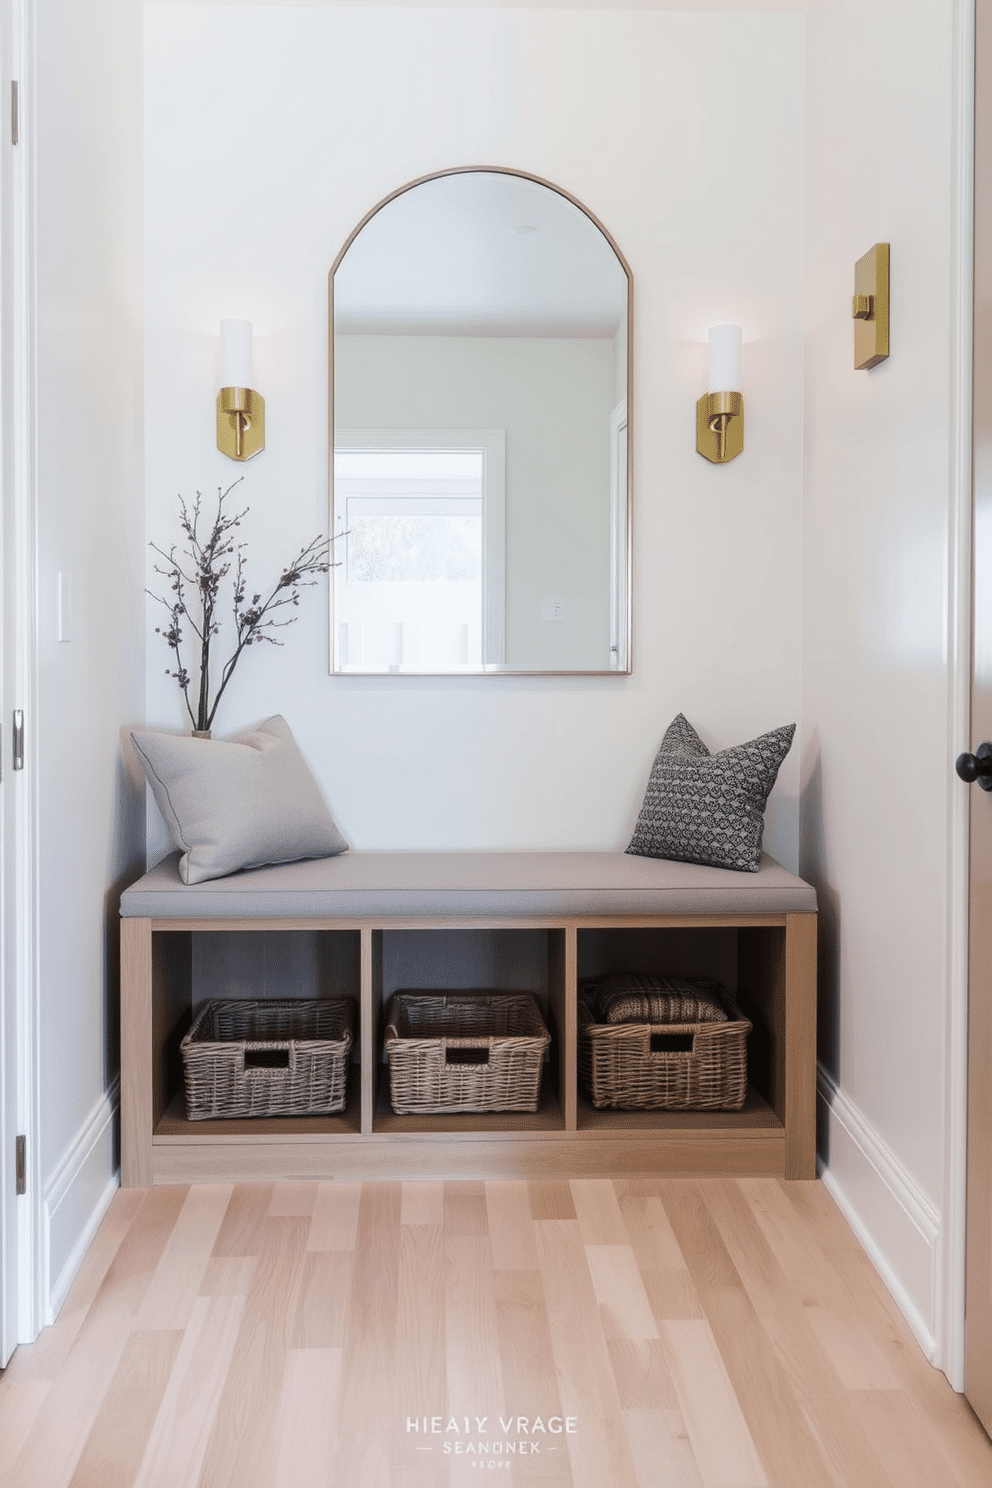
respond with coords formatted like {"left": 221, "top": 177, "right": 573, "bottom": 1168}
{"left": 696, "top": 324, "right": 744, "bottom": 463}
{"left": 853, "top": 243, "right": 889, "bottom": 369}
{"left": 217, "top": 319, "right": 265, "bottom": 460}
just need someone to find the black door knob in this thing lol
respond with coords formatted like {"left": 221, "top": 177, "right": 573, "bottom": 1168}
{"left": 956, "top": 741, "right": 992, "bottom": 789}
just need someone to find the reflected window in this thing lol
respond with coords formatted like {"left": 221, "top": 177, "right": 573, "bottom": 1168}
{"left": 334, "top": 432, "right": 505, "bottom": 670}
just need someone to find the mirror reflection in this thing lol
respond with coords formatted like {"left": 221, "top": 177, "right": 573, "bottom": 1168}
{"left": 330, "top": 168, "right": 631, "bottom": 674}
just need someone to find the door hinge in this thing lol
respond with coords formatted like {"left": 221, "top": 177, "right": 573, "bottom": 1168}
{"left": 10, "top": 81, "right": 18, "bottom": 146}
{"left": 12, "top": 710, "right": 23, "bottom": 771}
{"left": 15, "top": 1136, "right": 26, "bottom": 1195}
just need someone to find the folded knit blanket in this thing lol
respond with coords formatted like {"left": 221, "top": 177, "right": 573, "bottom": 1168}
{"left": 579, "top": 973, "right": 729, "bottom": 1025}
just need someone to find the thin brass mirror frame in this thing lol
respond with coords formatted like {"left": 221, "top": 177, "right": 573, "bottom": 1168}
{"left": 328, "top": 164, "right": 633, "bottom": 677}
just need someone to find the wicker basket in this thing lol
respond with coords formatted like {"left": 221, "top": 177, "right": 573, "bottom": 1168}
{"left": 578, "top": 982, "right": 750, "bottom": 1111}
{"left": 384, "top": 991, "right": 550, "bottom": 1114}
{"left": 181, "top": 998, "right": 354, "bottom": 1120}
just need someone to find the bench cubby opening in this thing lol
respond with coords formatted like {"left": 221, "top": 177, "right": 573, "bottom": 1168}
{"left": 573, "top": 921, "right": 788, "bottom": 1141}
{"left": 149, "top": 926, "right": 365, "bottom": 1143}
{"left": 371, "top": 925, "right": 566, "bottom": 1136}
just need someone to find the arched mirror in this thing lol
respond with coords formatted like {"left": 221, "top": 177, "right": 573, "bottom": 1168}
{"left": 329, "top": 167, "right": 631, "bottom": 674}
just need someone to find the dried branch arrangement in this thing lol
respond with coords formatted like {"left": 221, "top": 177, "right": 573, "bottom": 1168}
{"left": 149, "top": 479, "right": 333, "bottom": 734}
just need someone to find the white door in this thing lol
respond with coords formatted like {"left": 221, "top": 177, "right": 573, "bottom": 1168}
{"left": 0, "top": 687, "right": 13, "bottom": 1367}
{"left": 964, "top": 0, "right": 992, "bottom": 1436}
{"left": 0, "top": 2, "right": 39, "bottom": 1364}
{"left": 0, "top": 10, "right": 15, "bottom": 1365}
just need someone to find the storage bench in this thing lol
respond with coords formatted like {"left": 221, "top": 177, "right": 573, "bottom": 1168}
{"left": 119, "top": 849, "right": 817, "bottom": 1185}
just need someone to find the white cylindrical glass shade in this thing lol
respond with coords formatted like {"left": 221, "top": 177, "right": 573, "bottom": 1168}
{"left": 219, "top": 319, "right": 253, "bottom": 388}
{"left": 707, "top": 324, "right": 742, "bottom": 393}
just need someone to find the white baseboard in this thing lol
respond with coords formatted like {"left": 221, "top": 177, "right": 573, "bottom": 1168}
{"left": 44, "top": 1077, "right": 121, "bottom": 1324}
{"left": 817, "top": 1063, "right": 939, "bottom": 1362}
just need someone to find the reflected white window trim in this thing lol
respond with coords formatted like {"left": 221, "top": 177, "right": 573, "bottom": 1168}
{"left": 609, "top": 399, "right": 629, "bottom": 672}
{"left": 333, "top": 428, "right": 506, "bottom": 672}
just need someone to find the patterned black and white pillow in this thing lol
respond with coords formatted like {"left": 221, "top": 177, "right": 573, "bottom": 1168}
{"left": 626, "top": 714, "right": 795, "bottom": 872}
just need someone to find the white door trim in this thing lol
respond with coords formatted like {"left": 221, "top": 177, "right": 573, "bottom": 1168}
{"left": 1, "top": 0, "right": 42, "bottom": 1359}
{"left": 939, "top": 0, "right": 975, "bottom": 1393}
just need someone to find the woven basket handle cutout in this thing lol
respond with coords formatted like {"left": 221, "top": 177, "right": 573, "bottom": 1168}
{"left": 647, "top": 1031, "right": 695, "bottom": 1057}
{"left": 242, "top": 1042, "right": 295, "bottom": 1074}
{"left": 443, "top": 1038, "right": 491, "bottom": 1065}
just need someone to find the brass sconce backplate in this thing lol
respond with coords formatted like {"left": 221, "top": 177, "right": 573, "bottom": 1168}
{"left": 853, "top": 242, "right": 889, "bottom": 369}
{"left": 696, "top": 390, "right": 744, "bottom": 463}
{"left": 217, "top": 387, "right": 265, "bottom": 460}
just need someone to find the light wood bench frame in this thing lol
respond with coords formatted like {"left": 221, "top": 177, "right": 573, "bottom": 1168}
{"left": 120, "top": 906, "right": 816, "bottom": 1186}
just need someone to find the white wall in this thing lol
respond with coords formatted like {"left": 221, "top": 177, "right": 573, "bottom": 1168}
{"left": 801, "top": 0, "right": 967, "bottom": 1371}
{"left": 143, "top": 4, "right": 805, "bottom": 868}
{"left": 34, "top": 0, "right": 145, "bottom": 1310}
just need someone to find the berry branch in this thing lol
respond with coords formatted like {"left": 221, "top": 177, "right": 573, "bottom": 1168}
{"left": 148, "top": 479, "right": 334, "bottom": 733}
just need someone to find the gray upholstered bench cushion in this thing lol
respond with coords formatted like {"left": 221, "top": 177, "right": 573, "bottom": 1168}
{"left": 119, "top": 849, "right": 817, "bottom": 920}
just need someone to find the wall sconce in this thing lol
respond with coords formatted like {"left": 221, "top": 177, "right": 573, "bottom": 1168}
{"left": 216, "top": 319, "right": 265, "bottom": 460}
{"left": 853, "top": 242, "right": 889, "bottom": 369}
{"left": 696, "top": 324, "right": 744, "bottom": 463}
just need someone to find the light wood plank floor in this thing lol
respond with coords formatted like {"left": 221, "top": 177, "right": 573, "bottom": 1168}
{"left": 1, "top": 1177, "right": 991, "bottom": 1487}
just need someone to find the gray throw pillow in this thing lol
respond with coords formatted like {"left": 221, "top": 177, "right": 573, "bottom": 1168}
{"left": 131, "top": 714, "right": 348, "bottom": 884}
{"left": 626, "top": 713, "right": 795, "bottom": 872}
